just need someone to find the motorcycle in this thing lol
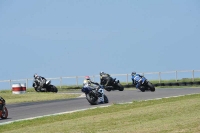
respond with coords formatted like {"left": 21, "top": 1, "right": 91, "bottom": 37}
{"left": 101, "top": 77, "right": 124, "bottom": 91}
{"left": 32, "top": 79, "right": 58, "bottom": 93}
{"left": 84, "top": 85, "right": 109, "bottom": 105}
{"left": 0, "top": 97, "right": 8, "bottom": 119}
{"left": 136, "top": 77, "right": 155, "bottom": 92}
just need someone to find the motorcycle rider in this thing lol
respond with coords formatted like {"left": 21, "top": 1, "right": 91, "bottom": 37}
{"left": 100, "top": 71, "right": 113, "bottom": 87}
{"left": 0, "top": 96, "right": 5, "bottom": 111}
{"left": 33, "top": 74, "right": 47, "bottom": 91}
{"left": 0, "top": 96, "right": 7, "bottom": 119}
{"left": 82, "top": 76, "right": 104, "bottom": 103}
{"left": 131, "top": 72, "right": 145, "bottom": 90}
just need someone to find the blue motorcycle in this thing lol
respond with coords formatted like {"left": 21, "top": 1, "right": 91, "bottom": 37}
{"left": 135, "top": 77, "right": 155, "bottom": 92}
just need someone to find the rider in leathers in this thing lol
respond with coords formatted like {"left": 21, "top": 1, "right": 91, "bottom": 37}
{"left": 33, "top": 74, "right": 47, "bottom": 91}
{"left": 100, "top": 72, "right": 113, "bottom": 86}
{"left": 131, "top": 72, "right": 145, "bottom": 90}
{"left": 82, "top": 76, "right": 104, "bottom": 103}
{"left": 0, "top": 97, "right": 5, "bottom": 111}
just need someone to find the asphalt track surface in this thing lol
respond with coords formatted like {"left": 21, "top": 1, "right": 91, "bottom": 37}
{"left": 1, "top": 88, "right": 200, "bottom": 124}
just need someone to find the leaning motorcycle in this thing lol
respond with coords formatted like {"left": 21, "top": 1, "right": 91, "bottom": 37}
{"left": 101, "top": 78, "right": 124, "bottom": 91}
{"left": 137, "top": 77, "right": 155, "bottom": 92}
{"left": 0, "top": 97, "right": 8, "bottom": 119}
{"left": 84, "top": 85, "right": 109, "bottom": 105}
{"left": 32, "top": 79, "right": 58, "bottom": 93}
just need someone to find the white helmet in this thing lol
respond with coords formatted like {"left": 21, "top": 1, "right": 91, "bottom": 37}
{"left": 33, "top": 74, "right": 38, "bottom": 79}
{"left": 100, "top": 71, "right": 105, "bottom": 76}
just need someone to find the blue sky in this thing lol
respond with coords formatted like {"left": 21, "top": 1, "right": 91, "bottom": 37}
{"left": 0, "top": 0, "right": 200, "bottom": 80}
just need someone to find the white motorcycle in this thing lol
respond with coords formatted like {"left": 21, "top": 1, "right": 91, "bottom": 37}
{"left": 83, "top": 84, "right": 109, "bottom": 105}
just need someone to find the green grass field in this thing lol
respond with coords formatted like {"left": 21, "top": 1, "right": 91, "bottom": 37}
{"left": 0, "top": 94, "right": 199, "bottom": 133}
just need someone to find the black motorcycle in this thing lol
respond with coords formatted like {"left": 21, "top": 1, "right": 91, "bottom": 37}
{"left": 101, "top": 77, "right": 124, "bottom": 91}
{"left": 32, "top": 79, "right": 58, "bottom": 93}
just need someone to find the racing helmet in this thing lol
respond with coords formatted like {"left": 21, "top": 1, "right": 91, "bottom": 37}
{"left": 131, "top": 72, "right": 136, "bottom": 76}
{"left": 100, "top": 71, "right": 105, "bottom": 76}
{"left": 85, "top": 76, "right": 90, "bottom": 80}
{"left": 33, "top": 74, "right": 38, "bottom": 79}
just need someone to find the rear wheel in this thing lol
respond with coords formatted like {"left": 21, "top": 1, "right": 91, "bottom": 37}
{"left": 1, "top": 106, "right": 8, "bottom": 119}
{"left": 48, "top": 85, "right": 58, "bottom": 93}
{"left": 52, "top": 85, "right": 58, "bottom": 93}
{"left": 147, "top": 82, "right": 155, "bottom": 92}
{"left": 117, "top": 83, "right": 124, "bottom": 91}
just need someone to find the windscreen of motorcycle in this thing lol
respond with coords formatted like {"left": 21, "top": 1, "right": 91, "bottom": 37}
{"left": 46, "top": 80, "right": 51, "bottom": 85}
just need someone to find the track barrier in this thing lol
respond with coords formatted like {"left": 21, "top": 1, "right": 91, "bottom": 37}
{"left": 123, "top": 81, "right": 200, "bottom": 88}
{"left": 12, "top": 83, "right": 26, "bottom": 94}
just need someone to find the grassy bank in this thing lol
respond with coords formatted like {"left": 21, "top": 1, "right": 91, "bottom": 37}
{"left": 0, "top": 94, "right": 199, "bottom": 133}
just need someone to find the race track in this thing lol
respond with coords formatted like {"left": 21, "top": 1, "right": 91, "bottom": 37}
{"left": 1, "top": 88, "right": 200, "bottom": 125}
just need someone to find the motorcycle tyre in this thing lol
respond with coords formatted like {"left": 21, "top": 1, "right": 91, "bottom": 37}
{"left": 104, "top": 95, "right": 109, "bottom": 103}
{"left": 117, "top": 83, "right": 124, "bottom": 91}
{"left": 147, "top": 82, "right": 155, "bottom": 92}
{"left": 34, "top": 87, "right": 42, "bottom": 92}
{"left": 86, "top": 93, "right": 98, "bottom": 105}
{"left": 52, "top": 85, "right": 58, "bottom": 93}
{"left": 35, "top": 88, "right": 39, "bottom": 92}
{"left": 1, "top": 106, "right": 8, "bottom": 119}
{"left": 140, "top": 86, "right": 146, "bottom": 92}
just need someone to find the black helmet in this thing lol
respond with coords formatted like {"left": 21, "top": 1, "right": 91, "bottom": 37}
{"left": 131, "top": 72, "right": 136, "bottom": 76}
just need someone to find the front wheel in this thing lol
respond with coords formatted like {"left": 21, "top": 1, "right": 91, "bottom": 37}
{"left": 104, "top": 95, "right": 109, "bottom": 103}
{"left": 1, "top": 106, "right": 8, "bottom": 119}
{"left": 147, "top": 82, "right": 155, "bottom": 92}
{"left": 34, "top": 87, "right": 41, "bottom": 92}
{"left": 117, "top": 83, "right": 124, "bottom": 91}
{"left": 139, "top": 86, "right": 146, "bottom": 92}
{"left": 86, "top": 92, "right": 98, "bottom": 105}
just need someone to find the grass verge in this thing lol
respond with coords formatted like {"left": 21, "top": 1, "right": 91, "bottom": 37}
{"left": 0, "top": 90, "right": 80, "bottom": 104}
{"left": 0, "top": 94, "right": 200, "bottom": 133}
